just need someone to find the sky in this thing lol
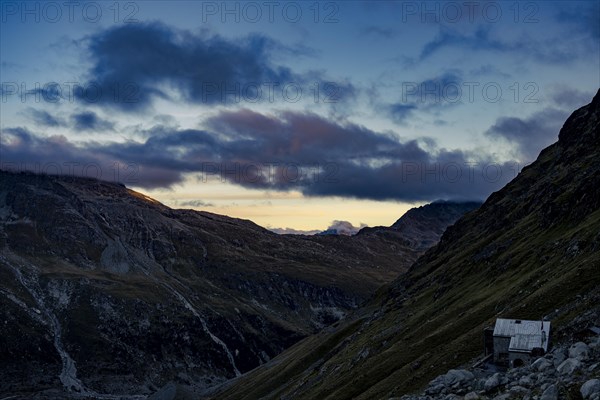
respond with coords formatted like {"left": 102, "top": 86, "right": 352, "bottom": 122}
{"left": 1, "top": 0, "right": 599, "bottom": 232}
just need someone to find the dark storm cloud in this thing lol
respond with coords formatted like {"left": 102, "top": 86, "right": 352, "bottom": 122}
{"left": 1, "top": 110, "right": 519, "bottom": 202}
{"left": 202, "top": 108, "right": 421, "bottom": 164}
{"left": 73, "top": 22, "right": 329, "bottom": 111}
{"left": 0, "top": 127, "right": 184, "bottom": 188}
{"left": 301, "top": 150, "right": 515, "bottom": 202}
{"left": 0, "top": 127, "right": 102, "bottom": 168}
{"left": 485, "top": 108, "right": 569, "bottom": 161}
{"left": 72, "top": 111, "right": 115, "bottom": 131}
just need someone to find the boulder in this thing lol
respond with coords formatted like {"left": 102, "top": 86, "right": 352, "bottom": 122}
{"left": 532, "top": 357, "right": 553, "bottom": 372}
{"left": 557, "top": 358, "right": 583, "bottom": 375}
{"left": 425, "top": 383, "right": 445, "bottom": 395}
{"left": 540, "top": 384, "right": 559, "bottom": 400}
{"left": 443, "top": 369, "right": 474, "bottom": 386}
{"left": 553, "top": 349, "right": 567, "bottom": 368}
{"left": 519, "top": 375, "right": 533, "bottom": 387}
{"left": 464, "top": 392, "right": 480, "bottom": 400}
{"left": 484, "top": 373, "right": 501, "bottom": 392}
{"left": 581, "top": 379, "right": 600, "bottom": 399}
{"left": 509, "top": 385, "right": 529, "bottom": 395}
{"left": 569, "top": 342, "right": 591, "bottom": 360}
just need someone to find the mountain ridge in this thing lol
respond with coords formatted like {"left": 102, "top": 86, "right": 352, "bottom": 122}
{"left": 0, "top": 168, "right": 477, "bottom": 398}
{"left": 212, "top": 89, "right": 600, "bottom": 399}
{"left": 361, "top": 201, "right": 482, "bottom": 251}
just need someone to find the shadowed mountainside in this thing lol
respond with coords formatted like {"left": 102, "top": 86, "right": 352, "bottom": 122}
{"left": 0, "top": 170, "right": 476, "bottom": 398}
{"left": 212, "top": 90, "right": 600, "bottom": 400}
{"left": 359, "top": 201, "right": 481, "bottom": 251}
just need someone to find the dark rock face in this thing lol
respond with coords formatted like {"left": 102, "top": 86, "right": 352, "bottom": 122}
{"left": 213, "top": 90, "right": 600, "bottom": 400}
{"left": 357, "top": 201, "right": 482, "bottom": 251}
{"left": 0, "top": 169, "right": 470, "bottom": 398}
{"left": 389, "top": 201, "right": 482, "bottom": 251}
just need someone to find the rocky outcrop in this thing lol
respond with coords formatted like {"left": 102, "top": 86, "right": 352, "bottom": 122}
{"left": 390, "top": 201, "right": 481, "bottom": 251}
{"left": 400, "top": 306, "right": 600, "bottom": 400}
{"left": 358, "top": 201, "right": 481, "bottom": 251}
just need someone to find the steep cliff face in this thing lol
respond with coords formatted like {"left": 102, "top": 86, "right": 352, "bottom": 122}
{"left": 0, "top": 169, "right": 471, "bottom": 398}
{"left": 213, "top": 91, "right": 600, "bottom": 400}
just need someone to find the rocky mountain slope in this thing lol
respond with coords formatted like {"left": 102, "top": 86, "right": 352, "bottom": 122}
{"left": 402, "top": 290, "right": 600, "bottom": 400}
{"left": 212, "top": 90, "right": 600, "bottom": 400}
{"left": 0, "top": 171, "right": 474, "bottom": 398}
{"left": 359, "top": 201, "right": 481, "bottom": 251}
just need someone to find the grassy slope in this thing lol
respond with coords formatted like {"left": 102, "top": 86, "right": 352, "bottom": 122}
{"left": 213, "top": 91, "right": 600, "bottom": 399}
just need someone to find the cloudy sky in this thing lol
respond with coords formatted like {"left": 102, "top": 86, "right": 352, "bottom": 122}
{"left": 1, "top": 1, "right": 598, "bottom": 231}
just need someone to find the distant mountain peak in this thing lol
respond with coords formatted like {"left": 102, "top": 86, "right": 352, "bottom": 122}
{"left": 388, "top": 201, "right": 482, "bottom": 250}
